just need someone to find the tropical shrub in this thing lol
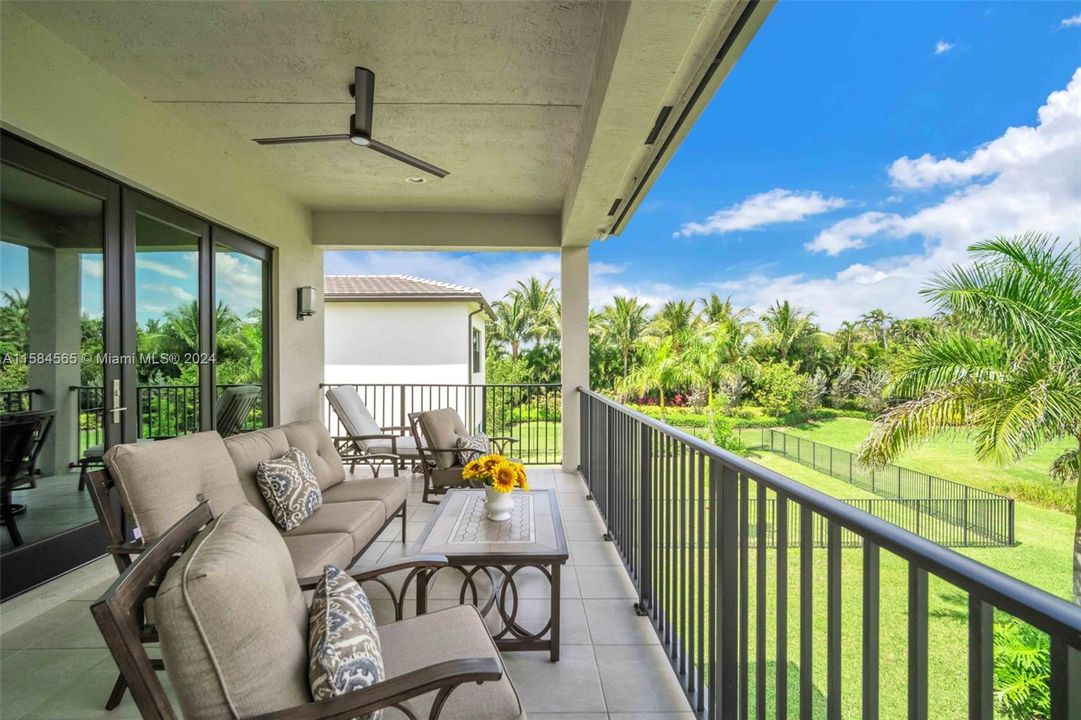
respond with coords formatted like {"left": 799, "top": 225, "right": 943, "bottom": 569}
{"left": 712, "top": 415, "right": 748, "bottom": 456}
{"left": 753, "top": 363, "right": 809, "bottom": 417}
{"left": 993, "top": 617, "right": 1050, "bottom": 720}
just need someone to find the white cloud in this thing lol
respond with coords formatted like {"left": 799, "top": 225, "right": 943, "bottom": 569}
{"left": 934, "top": 40, "right": 955, "bottom": 55}
{"left": 740, "top": 68, "right": 1081, "bottom": 327}
{"left": 81, "top": 257, "right": 103, "bottom": 279}
{"left": 1061, "top": 14, "right": 1081, "bottom": 28}
{"left": 805, "top": 212, "right": 901, "bottom": 255}
{"left": 674, "top": 189, "right": 846, "bottom": 237}
{"left": 136, "top": 257, "right": 189, "bottom": 279}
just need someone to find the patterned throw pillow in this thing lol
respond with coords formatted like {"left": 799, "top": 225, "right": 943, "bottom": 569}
{"left": 456, "top": 432, "right": 491, "bottom": 465}
{"left": 309, "top": 565, "right": 384, "bottom": 719}
{"left": 256, "top": 447, "right": 322, "bottom": 531}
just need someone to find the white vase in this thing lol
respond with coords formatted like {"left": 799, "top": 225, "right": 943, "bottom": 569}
{"left": 484, "top": 485, "right": 514, "bottom": 522}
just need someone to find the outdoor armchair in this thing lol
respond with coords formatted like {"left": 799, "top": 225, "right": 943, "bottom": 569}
{"left": 91, "top": 500, "right": 524, "bottom": 720}
{"left": 325, "top": 385, "right": 420, "bottom": 476}
{"left": 408, "top": 408, "right": 519, "bottom": 504}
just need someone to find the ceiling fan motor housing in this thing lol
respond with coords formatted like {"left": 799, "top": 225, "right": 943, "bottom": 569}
{"left": 351, "top": 67, "right": 375, "bottom": 140}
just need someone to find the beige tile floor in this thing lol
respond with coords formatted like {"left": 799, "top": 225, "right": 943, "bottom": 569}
{"left": 0, "top": 467, "right": 693, "bottom": 719}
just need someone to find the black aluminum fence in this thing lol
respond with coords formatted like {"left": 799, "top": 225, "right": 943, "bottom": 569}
{"left": 72, "top": 384, "right": 263, "bottom": 460}
{"left": 579, "top": 388, "right": 1081, "bottom": 720}
{"left": 739, "top": 427, "right": 1014, "bottom": 546}
{"left": 320, "top": 383, "right": 562, "bottom": 465}
{"left": 0, "top": 388, "right": 40, "bottom": 413}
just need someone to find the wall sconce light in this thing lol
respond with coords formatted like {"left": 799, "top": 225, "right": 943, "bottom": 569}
{"left": 297, "top": 286, "right": 316, "bottom": 320}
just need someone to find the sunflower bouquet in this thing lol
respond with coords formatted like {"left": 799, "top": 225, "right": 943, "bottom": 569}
{"left": 462, "top": 453, "right": 529, "bottom": 493}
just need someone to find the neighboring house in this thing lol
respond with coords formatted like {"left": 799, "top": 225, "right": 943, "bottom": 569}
{"left": 324, "top": 275, "right": 493, "bottom": 386}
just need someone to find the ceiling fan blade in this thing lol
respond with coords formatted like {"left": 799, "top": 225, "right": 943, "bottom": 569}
{"left": 368, "top": 139, "right": 450, "bottom": 179}
{"left": 252, "top": 134, "right": 350, "bottom": 145}
{"left": 353, "top": 67, "right": 375, "bottom": 138}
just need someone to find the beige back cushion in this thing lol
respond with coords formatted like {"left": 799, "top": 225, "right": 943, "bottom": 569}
{"left": 418, "top": 409, "right": 468, "bottom": 469}
{"left": 156, "top": 504, "right": 310, "bottom": 719}
{"left": 103, "top": 432, "right": 247, "bottom": 542}
{"left": 325, "top": 387, "right": 382, "bottom": 450}
{"left": 223, "top": 427, "right": 290, "bottom": 518}
{"left": 280, "top": 420, "right": 345, "bottom": 490}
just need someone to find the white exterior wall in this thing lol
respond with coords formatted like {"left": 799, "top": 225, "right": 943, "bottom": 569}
{"left": 325, "top": 301, "right": 484, "bottom": 385}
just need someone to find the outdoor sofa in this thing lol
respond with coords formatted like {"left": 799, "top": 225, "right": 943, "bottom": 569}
{"left": 95, "top": 418, "right": 409, "bottom": 580}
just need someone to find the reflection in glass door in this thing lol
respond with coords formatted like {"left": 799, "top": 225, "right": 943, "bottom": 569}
{"left": 124, "top": 192, "right": 210, "bottom": 442}
{"left": 0, "top": 135, "right": 119, "bottom": 598}
{"left": 214, "top": 235, "right": 271, "bottom": 432}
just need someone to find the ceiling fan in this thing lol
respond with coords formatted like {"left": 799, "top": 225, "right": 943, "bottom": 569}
{"left": 252, "top": 67, "right": 449, "bottom": 179}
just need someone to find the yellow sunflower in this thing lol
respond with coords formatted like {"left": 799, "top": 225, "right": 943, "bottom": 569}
{"left": 514, "top": 464, "right": 529, "bottom": 490}
{"left": 490, "top": 460, "right": 519, "bottom": 493}
{"left": 479, "top": 454, "right": 505, "bottom": 475}
{"left": 462, "top": 458, "right": 484, "bottom": 480}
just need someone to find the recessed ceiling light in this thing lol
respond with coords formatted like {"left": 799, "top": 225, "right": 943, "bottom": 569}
{"left": 406, "top": 176, "right": 426, "bottom": 184}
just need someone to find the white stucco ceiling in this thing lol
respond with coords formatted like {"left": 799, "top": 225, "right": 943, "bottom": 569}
{"left": 14, "top": 0, "right": 770, "bottom": 244}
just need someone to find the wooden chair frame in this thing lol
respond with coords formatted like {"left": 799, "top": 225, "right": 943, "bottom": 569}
{"left": 84, "top": 466, "right": 409, "bottom": 709}
{"left": 91, "top": 502, "right": 502, "bottom": 720}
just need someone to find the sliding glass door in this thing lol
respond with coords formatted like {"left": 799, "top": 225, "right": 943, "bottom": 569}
{"left": 1, "top": 134, "right": 121, "bottom": 597}
{"left": 1, "top": 132, "right": 272, "bottom": 599}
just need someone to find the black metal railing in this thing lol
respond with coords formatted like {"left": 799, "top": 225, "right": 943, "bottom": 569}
{"left": 0, "top": 387, "right": 40, "bottom": 413}
{"left": 320, "top": 383, "right": 562, "bottom": 465}
{"left": 72, "top": 383, "right": 262, "bottom": 459}
{"left": 739, "top": 427, "right": 1015, "bottom": 546}
{"left": 579, "top": 388, "right": 1081, "bottom": 720}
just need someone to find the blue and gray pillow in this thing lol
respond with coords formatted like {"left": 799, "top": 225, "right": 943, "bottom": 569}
{"left": 456, "top": 432, "right": 491, "bottom": 465}
{"left": 256, "top": 447, "right": 322, "bottom": 531}
{"left": 308, "top": 565, "right": 384, "bottom": 719}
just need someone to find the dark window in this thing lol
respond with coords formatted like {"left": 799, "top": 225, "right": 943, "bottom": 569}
{"left": 472, "top": 327, "right": 482, "bottom": 373}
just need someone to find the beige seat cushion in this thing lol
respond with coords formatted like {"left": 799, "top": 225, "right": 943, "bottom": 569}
{"left": 364, "top": 434, "right": 420, "bottom": 457}
{"left": 223, "top": 427, "right": 290, "bottom": 516}
{"left": 156, "top": 505, "right": 311, "bottom": 719}
{"left": 282, "top": 532, "right": 354, "bottom": 579}
{"left": 380, "top": 605, "right": 524, "bottom": 720}
{"left": 104, "top": 432, "right": 247, "bottom": 542}
{"left": 281, "top": 420, "right": 346, "bottom": 490}
{"left": 282, "top": 500, "right": 384, "bottom": 558}
{"left": 323, "top": 476, "right": 409, "bottom": 521}
{"left": 417, "top": 409, "right": 468, "bottom": 469}
{"left": 325, "top": 386, "right": 382, "bottom": 448}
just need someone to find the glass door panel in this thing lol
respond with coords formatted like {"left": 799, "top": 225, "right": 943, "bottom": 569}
{"left": 0, "top": 156, "right": 112, "bottom": 575}
{"left": 125, "top": 193, "right": 209, "bottom": 441}
{"left": 214, "top": 240, "right": 270, "bottom": 432}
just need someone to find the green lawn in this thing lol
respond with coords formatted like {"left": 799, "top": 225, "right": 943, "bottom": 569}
{"left": 670, "top": 416, "right": 1074, "bottom": 718}
{"left": 496, "top": 420, "right": 562, "bottom": 465}
{"left": 780, "top": 416, "right": 1076, "bottom": 513}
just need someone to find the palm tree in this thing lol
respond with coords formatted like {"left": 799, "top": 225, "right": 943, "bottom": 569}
{"left": 595, "top": 296, "right": 650, "bottom": 385}
{"left": 860, "top": 308, "right": 894, "bottom": 349}
{"left": 699, "top": 293, "right": 751, "bottom": 328}
{"left": 513, "top": 277, "right": 560, "bottom": 343}
{"left": 621, "top": 337, "right": 694, "bottom": 418}
{"left": 651, "top": 299, "right": 698, "bottom": 349}
{"left": 835, "top": 320, "right": 861, "bottom": 361}
{"left": 760, "top": 300, "right": 816, "bottom": 362}
{"left": 489, "top": 296, "right": 531, "bottom": 361}
{"left": 856, "top": 234, "right": 1081, "bottom": 603}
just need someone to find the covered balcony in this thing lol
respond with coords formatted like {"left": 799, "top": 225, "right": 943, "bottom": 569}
{"left": 1, "top": 2, "right": 1079, "bottom": 720}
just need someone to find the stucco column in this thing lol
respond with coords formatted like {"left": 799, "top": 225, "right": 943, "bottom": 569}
{"left": 28, "top": 248, "right": 81, "bottom": 475}
{"left": 560, "top": 245, "right": 589, "bottom": 472}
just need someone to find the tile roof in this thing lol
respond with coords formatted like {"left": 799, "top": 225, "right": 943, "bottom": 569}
{"left": 323, "top": 274, "right": 486, "bottom": 300}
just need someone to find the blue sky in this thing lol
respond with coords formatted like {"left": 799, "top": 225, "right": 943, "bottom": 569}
{"left": 327, "top": 0, "right": 1081, "bottom": 329}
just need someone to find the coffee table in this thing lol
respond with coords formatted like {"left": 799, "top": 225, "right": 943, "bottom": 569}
{"left": 411, "top": 488, "right": 569, "bottom": 661}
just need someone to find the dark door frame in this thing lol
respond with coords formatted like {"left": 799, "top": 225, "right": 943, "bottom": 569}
{"left": 0, "top": 132, "right": 120, "bottom": 600}
{"left": 1, "top": 131, "right": 275, "bottom": 601}
{"left": 120, "top": 189, "right": 213, "bottom": 440}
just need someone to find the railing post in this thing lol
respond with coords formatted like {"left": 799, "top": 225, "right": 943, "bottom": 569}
{"left": 1007, "top": 500, "right": 1015, "bottom": 546}
{"left": 635, "top": 422, "right": 651, "bottom": 616}
{"left": 718, "top": 462, "right": 739, "bottom": 720}
{"left": 603, "top": 403, "right": 613, "bottom": 540}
